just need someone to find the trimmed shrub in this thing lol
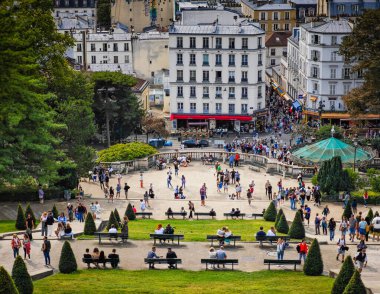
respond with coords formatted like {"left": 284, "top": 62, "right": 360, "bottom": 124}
{"left": 343, "top": 270, "right": 366, "bottom": 294}
{"left": 52, "top": 204, "right": 59, "bottom": 219}
{"left": 84, "top": 213, "right": 96, "bottom": 235}
{"left": 114, "top": 208, "right": 121, "bottom": 223}
{"left": 342, "top": 202, "right": 353, "bottom": 220}
{"left": 96, "top": 142, "right": 157, "bottom": 163}
{"left": 263, "top": 201, "right": 277, "bottom": 222}
{"left": 275, "top": 208, "right": 284, "bottom": 229}
{"left": 289, "top": 211, "right": 305, "bottom": 239}
{"left": 303, "top": 239, "right": 323, "bottom": 276}
{"left": 0, "top": 266, "right": 19, "bottom": 294}
{"left": 11, "top": 256, "right": 33, "bottom": 294}
{"left": 277, "top": 213, "right": 289, "bottom": 234}
{"left": 332, "top": 255, "right": 355, "bottom": 294}
{"left": 106, "top": 211, "right": 119, "bottom": 230}
{"left": 15, "top": 204, "right": 26, "bottom": 230}
{"left": 59, "top": 241, "right": 77, "bottom": 274}
{"left": 24, "top": 203, "right": 36, "bottom": 225}
{"left": 125, "top": 203, "right": 136, "bottom": 221}
{"left": 366, "top": 208, "right": 374, "bottom": 222}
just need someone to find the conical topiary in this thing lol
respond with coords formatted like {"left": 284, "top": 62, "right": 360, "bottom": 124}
{"left": 303, "top": 239, "right": 323, "bottom": 276}
{"left": 84, "top": 213, "right": 96, "bottom": 235}
{"left": 52, "top": 204, "right": 59, "bottom": 219}
{"left": 275, "top": 208, "right": 284, "bottom": 229}
{"left": 15, "top": 204, "right": 26, "bottom": 230}
{"left": 106, "top": 211, "right": 119, "bottom": 230}
{"left": 332, "top": 255, "right": 355, "bottom": 294}
{"left": 125, "top": 203, "right": 136, "bottom": 221}
{"left": 289, "top": 210, "right": 305, "bottom": 239}
{"left": 366, "top": 208, "right": 374, "bottom": 222}
{"left": 114, "top": 208, "right": 121, "bottom": 223}
{"left": 59, "top": 241, "right": 77, "bottom": 274}
{"left": 0, "top": 266, "right": 19, "bottom": 294}
{"left": 12, "top": 256, "right": 33, "bottom": 294}
{"left": 264, "top": 201, "right": 277, "bottom": 222}
{"left": 277, "top": 213, "right": 289, "bottom": 234}
{"left": 342, "top": 202, "right": 353, "bottom": 220}
{"left": 343, "top": 270, "right": 366, "bottom": 294}
{"left": 24, "top": 203, "right": 36, "bottom": 225}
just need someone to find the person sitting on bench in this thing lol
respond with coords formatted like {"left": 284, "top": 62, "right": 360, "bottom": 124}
{"left": 99, "top": 250, "right": 106, "bottom": 268}
{"left": 216, "top": 246, "right": 227, "bottom": 268}
{"left": 224, "top": 227, "right": 233, "bottom": 245}
{"left": 163, "top": 224, "right": 175, "bottom": 243}
{"left": 92, "top": 248, "right": 100, "bottom": 269}
{"left": 256, "top": 226, "right": 266, "bottom": 246}
{"left": 108, "top": 248, "right": 120, "bottom": 268}
{"left": 234, "top": 208, "right": 241, "bottom": 217}
{"left": 217, "top": 227, "right": 226, "bottom": 245}
{"left": 108, "top": 225, "right": 118, "bottom": 240}
{"left": 167, "top": 207, "right": 174, "bottom": 218}
{"left": 147, "top": 246, "right": 160, "bottom": 269}
{"left": 166, "top": 248, "right": 178, "bottom": 269}
{"left": 84, "top": 248, "right": 92, "bottom": 268}
{"left": 63, "top": 223, "right": 74, "bottom": 238}
{"left": 155, "top": 224, "right": 164, "bottom": 234}
{"left": 209, "top": 209, "right": 216, "bottom": 219}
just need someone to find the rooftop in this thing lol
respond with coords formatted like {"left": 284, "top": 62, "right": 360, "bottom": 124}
{"left": 302, "top": 19, "right": 353, "bottom": 34}
{"left": 73, "top": 28, "right": 131, "bottom": 41}
{"left": 54, "top": 0, "right": 96, "bottom": 8}
{"left": 132, "top": 78, "right": 150, "bottom": 93}
{"left": 289, "top": 0, "right": 317, "bottom": 5}
{"left": 265, "top": 31, "right": 291, "bottom": 47}
{"left": 241, "top": 1, "right": 294, "bottom": 11}
{"left": 170, "top": 24, "right": 264, "bottom": 35}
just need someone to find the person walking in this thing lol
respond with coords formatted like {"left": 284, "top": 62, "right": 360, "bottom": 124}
{"left": 11, "top": 234, "right": 21, "bottom": 258}
{"left": 46, "top": 211, "right": 54, "bottom": 237}
{"left": 276, "top": 238, "right": 286, "bottom": 261}
{"left": 298, "top": 239, "right": 308, "bottom": 263}
{"left": 181, "top": 175, "right": 186, "bottom": 189}
{"left": 167, "top": 173, "right": 173, "bottom": 189}
{"left": 188, "top": 201, "right": 195, "bottom": 219}
{"left": 42, "top": 236, "right": 51, "bottom": 266}
{"left": 124, "top": 182, "right": 130, "bottom": 199}
{"left": 140, "top": 172, "right": 144, "bottom": 188}
{"left": 144, "top": 191, "right": 150, "bottom": 208}
{"left": 265, "top": 180, "right": 272, "bottom": 200}
{"left": 363, "top": 190, "right": 369, "bottom": 208}
{"left": 22, "top": 233, "right": 31, "bottom": 260}
{"left": 116, "top": 183, "right": 121, "bottom": 199}
{"left": 200, "top": 184, "right": 207, "bottom": 206}
{"left": 354, "top": 248, "right": 368, "bottom": 273}
{"left": 38, "top": 185, "right": 44, "bottom": 204}
{"left": 40, "top": 212, "right": 48, "bottom": 237}
{"left": 314, "top": 213, "right": 321, "bottom": 235}
{"left": 336, "top": 235, "right": 347, "bottom": 263}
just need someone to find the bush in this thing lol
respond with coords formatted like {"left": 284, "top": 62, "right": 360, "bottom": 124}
{"left": 0, "top": 266, "right": 19, "bottom": 294}
{"left": 345, "top": 168, "right": 360, "bottom": 191}
{"left": 52, "top": 204, "right": 59, "bottom": 219}
{"left": 125, "top": 203, "right": 136, "bottom": 221}
{"left": 332, "top": 255, "right": 355, "bottom": 294}
{"left": 316, "top": 124, "right": 343, "bottom": 140}
{"left": 96, "top": 142, "right": 157, "bottom": 163}
{"left": 366, "top": 208, "right": 374, "bottom": 222}
{"left": 367, "top": 168, "right": 380, "bottom": 192}
{"left": 303, "top": 239, "right": 323, "bottom": 276}
{"left": 311, "top": 173, "right": 318, "bottom": 186}
{"left": 114, "top": 208, "right": 121, "bottom": 223}
{"left": 59, "top": 241, "right": 77, "bottom": 274}
{"left": 277, "top": 213, "right": 289, "bottom": 234}
{"left": 84, "top": 213, "right": 96, "bottom": 235}
{"left": 0, "top": 186, "right": 63, "bottom": 202}
{"left": 342, "top": 202, "right": 353, "bottom": 220}
{"left": 106, "top": 211, "right": 119, "bottom": 230}
{"left": 24, "top": 203, "right": 36, "bottom": 225}
{"left": 289, "top": 211, "right": 305, "bottom": 239}
{"left": 11, "top": 256, "right": 33, "bottom": 294}
{"left": 15, "top": 204, "right": 26, "bottom": 230}
{"left": 274, "top": 208, "right": 284, "bottom": 229}
{"left": 343, "top": 270, "right": 366, "bottom": 294}
{"left": 263, "top": 202, "right": 277, "bottom": 222}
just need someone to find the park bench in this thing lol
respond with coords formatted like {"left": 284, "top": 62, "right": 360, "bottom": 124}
{"left": 93, "top": 232, "right": 128, "bottom": 244}
{"left": 165, "top": 211, "right": 187, "bottom": 219}
{"left": 255, "top": 235, "right": 289, "bottom": 247}
{"left": 201, "top": 259, "right": 239, "bottom": 270}
{"left": 251, "top": 213, "right": 264, "bottom": 219}
{"left": 82, "top": 257, "right": 120, "bottom": 268}
{"left": 144, "top": 258, "right": 182, "bottom": 269}
{"left": 135, "top": 212, "right": 153, "bottom": 219}
{"left": 195, "top": 212, "right": 216, "bottom": 220}
{"left": 150, "top": 234, "right": 184, "bottom": 245}
{"left": 206, "top": 235, "right": 241, "bottom": 247}
{"left": 263, "top": 259, "right": 301, "bottom": 271}
{"left": 59, "top": 234, "right": 74, "bottom": 240}
{"left": 223, "top": 213, "right": 246, "bottom": 219}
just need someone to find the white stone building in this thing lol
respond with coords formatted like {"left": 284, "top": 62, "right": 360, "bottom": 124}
{"left": 169, "top": 8, "right": 266, "bottom": 131}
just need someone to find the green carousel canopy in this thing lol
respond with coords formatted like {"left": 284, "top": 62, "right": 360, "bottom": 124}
{"left": 292, "top": 137, "right": 372, "bottom": 164}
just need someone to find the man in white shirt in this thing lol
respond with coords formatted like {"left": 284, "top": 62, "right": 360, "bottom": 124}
{"left": 372, "top": 213, "right": 380, "bottom": 241}
{"left": 267, "top": 227, "right": 276, "bottom": 237}
{"left": 108, "top": 224, "right": 118, "bottom": 241}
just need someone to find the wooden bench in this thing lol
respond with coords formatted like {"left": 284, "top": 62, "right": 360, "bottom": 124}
{"left": 94, "top": 232, "right": 128, "bottom": 244}
{"left": 224, "top": 213, "right": 246, "bottom": 219}
{"left": 201, "top": 259, "right": 239, "bottom": 270}
{"left": 255, "top": 235, "right": 289, "bottom": 247}
{"left": 165, "top": 212, "right": 187, "bottom": 219}
{"left": 82, "top": 257, "right": 120, "bottom": 268}
{"left": 195, "top": 212, "right": 216, "bottom": 220}
{"left": 144, "top": 258, "right": 182, "bottom": 269}
{"left": 251, "top": 213, "right": 264, "bottom": 219}
{"left": 263, "top": 259, "right": 301, "bottom": 270}
{"left": 149, "top": 234, "right": 184, "bottom": 245}
{"left": 206, "top": 235, "right": 241, "bottom": 247}
{"left": 135, "top": 212, "right": 153, "bottom": 219}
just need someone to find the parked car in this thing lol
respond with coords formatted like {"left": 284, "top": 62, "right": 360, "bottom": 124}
{"left": 149, "top": 138, "right": 166, "bottom": 148}
{"left": 182, "top": 139, "right": 209, "bottom": 148}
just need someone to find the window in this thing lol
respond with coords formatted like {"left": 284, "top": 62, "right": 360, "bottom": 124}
{"left": 177, "top": 102, "right": 183, "bottom": 113}
{"left": 311, "top": 50, "right": 320, "bottom": 61}
{"left": 203, "top": 103, "right": 209, "bottom": 114}
{"left": 190, "top": 70, "right": 196, "bottom": 82}
{"left": 203, "top": 87, "right": 209, "bottom": 98}
{"left": 91, "top": 56, "right": 96, "bottom": 64}
{"left": 216, "top": 103, "right": 222, "bottom": 113}
{"left": 329, "top": 84, "right": 336, "bottom": 95}
{"left": 242, "top": 38, "right": 248, "bottom": 49}
{"left": 229, "top": 38, "right": 235, "bottom": 49}
{"left": 270, "top": 48, "right": 276, "bottom": 56}
{"left": 190, "top": 37, "right": 196, "bottom": 48}
{"left": 257, "top": 102, "right": 262, "bottom": 109}
{"left": 177, "top": 37, "right": 183, "bottom": 48}
{"left": 114, "top": 56, "right": 118, "bottom": 63}
{"left": 260, "top": 12, "right": 266, "bottom": 20}
{"left": 343, "top": 68, "right": 350, "bottom": 79}
{"left": 331, "top": 52, "right": 337, "bottom": 61}
{"left": 258, "top": 85, "right": 262, "bottom": 98}
{"left": 228, "top": 104, "right": 235, "bottom": 114}
{"left": 242, "top": 87, "right": 248, "bottom": 99}
{"left": 260, "top": 23, "right": 266, "bottom": 31}
{"left": 202, "top": 37, "right": 209, "bottom": 49}
{"left": 77, "top": 43, "right": 82, "bottom": 52}
{"left": 312, "top": 35, "right": 319, "bottom": 45}
{"left": 228, "top": 87, "right": 235, "bottom": 99}
{"left": 77, "top": 55, "right": 82, "bottom": 64}
{"left": 177, "top": 53, "right": 183, "bottom": 65}
{"left": 177, "top": 86, "right": 183, "bottom": 97}
{"left": 313, "top": 83, "right": 318, "bottom": 92}
{"left": 258, "top": 53, "right": 262, "bottom": 65}
{"left": 241, "top": 71, "right": 248, "bottom": 82}
{"left": 215, "top": 54, "right": 222, "bottom": 66}
{"left": 91, "top": 43, "right": 95, "bottom": 51}
{"left": 177, "top": 70, "right": 183, "bottom": 81}
{"left": 284, "top": 23, "right": 289, "bottom": 31}
{"left": 312, "top": 67, "right": 318, "bottom": 78}
{"left": 357, "top": 69, "right": 363, "bottom": 78}
{"left": 273, "top": 23, "right": 279, "bottom": 31}
{"left": 228, "top": 54, "right": 235, "bottom": 66}
{"left": 285, "top": 11, "right": 290, "bottom": 20}
{"left": 103, "top": 43, "right": 107, "bottom": 52}
{"left": 215, "top": 71, "right": 222, "bottom": 82}
{"left": 331, "top": 36, "right": 337, "bottom": 45}
{"left": 228, "top": 71, "right": 235, "bottom": 82}
{"left": 190, "top": 86, "right": 196, "bottom": 97}
{"left": 202, "top": 54, "right": 209, "bottom": 66}
{"left": 241, "top": 55, "right": 248, "bottom": 66}
{"left": 258, "top": 37, "right": 262, "bottom": 48}
{"left": 190, "top": 54, "right": 196, "bottom": 65}
{"left": 329, "top": 100, "right": 336, "bottom": 111}
{"left": 202, "top": 71, "right": 209, "bottom": 82}
{"left": 124, "top": 43, "right": 129, "bottom": 51}
{"left": 273, "top": 12, "right": 278, "bottom": 20}
{"left": 241, "top": 104, "right": 248, "bottom": 114}
{"left": 125, "top": 55, "right": 130, "bottom": 63}
{"left": 271, "top": 59, "right": 276, "bottom": 66}
{"left": 343, "top": 84, "right": 351, "bottom": 94}
{"left": 190, "top": 103, "right": 196, "bottom": 113}
{"left": 330, "top": 68, "right": 336, "bottom": 79}
{"left": 215, "top": 37, "right": 222, "bottom": 49}
{"left": 113, "top": 43, "right": 118, "bottom": 52}
{"left": 352, "top": 4, "right": 359, "bottom": 13}
{"left": 258, "top": 70, "right": 262, "bottom": 82}
{"left": 216, "top": 87, "right": 222, "bottom": 98}
{"left": 337, "top": 4, "right": 345, "bottom": 12}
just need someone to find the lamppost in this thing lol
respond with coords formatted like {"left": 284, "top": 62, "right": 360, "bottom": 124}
{"left": 97, "top": 87, "right": 116, "bottom": 147}
{"left": 353, "top": 139, "right": 358, "bottom": 172}
{"left": 318, "top": 100, "right": 325, "bottom": 127}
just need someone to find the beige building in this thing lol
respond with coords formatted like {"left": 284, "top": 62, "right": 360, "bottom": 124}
{"left": 132, "top": 78, "right": 150, "bottom": 111}
{"left": 111, "top": 0, "right": 174, "bottom": 33}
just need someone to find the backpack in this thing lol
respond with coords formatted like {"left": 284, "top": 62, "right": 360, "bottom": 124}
{"left": 296, "top": 244, "right": 300, "bottom": 253}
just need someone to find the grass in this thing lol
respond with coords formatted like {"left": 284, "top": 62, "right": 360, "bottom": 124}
{"left": 0, "top": 220, "right": 40, "bottom": 234}
{"left": 78, "top": 219, "right": 283, "bottom": 242}
{"left": 33, "top": 270, "right": 334, "bottom": 293}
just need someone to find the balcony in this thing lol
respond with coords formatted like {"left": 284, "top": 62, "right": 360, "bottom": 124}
{"left": 190, "top": 78, "right": 196, "bottom": 82}
{"left": 190, "top": 109, "right": 197, "bottom": 114}
{"left": 228, "top": 77, "right": 235, "bottom": 83}
{"left": 242, "top": 95, "right": 248, "bottom": 99}
{"left": 216, "top": 45, "right": 222, "bottom": 49}
{"left": 202, "top": 62, "right": 209, "bottom": 66}
{"left": 216, "top": 109, "right": 222, "bottom": 114}
{"left": 203, "top": 94, "right": 209, "bottom": 98}
{"left": 203, "top": 109, "right": 209, "bottom": 114}
{"left": 228, "top": 110, "right": 235, "bottom": 114}
{"left": 216, "top": 93, "right": 222, "bottom": 99}
{"left": 258, "top": 78, "right": 262, "bottom": 82}
{"left": 241, "top": 78, "right": 248, "bottom": 83}
{"left": 202, "top": 79, "right": 209, "bottom": 83}
{"left": 215, "top": 62, "right": 222, "bottom": 66}
{"left": 258, "top": 61, "right": 263, "bottom": 66}
{"left": 242, "top": 63, "right": 248, "bottom": 67}
{"left": 242, "top": 109, "right": 248, "bottom": 114}
{"left": 228, "top": 62, "right": 235, "bottom": 66}
{"left": 242, "top": 45, "right": 248, "bottom": 50}
{"left": 228, "top": 94, "right": 235, "bottom": 99}
{"left": 176, "top": 62, "right": 183, "bottom": 66}
{"left": 177, "top": 78, "right": 183, "bottom": 82}
{"left": 189, "top": 62, "right": 196, "bottom": 66}
{"left": 215, "top": 78, "right": 222, "bottom": 83}
{"left": 177, "top": 109, "right": 184, "bottom": 113}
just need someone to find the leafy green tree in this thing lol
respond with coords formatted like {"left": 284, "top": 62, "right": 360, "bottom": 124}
{"left": 125, "top": 203, "right": 136, "bottom": 221}
{"left": 303, "top": 239, "right": 323, "bottom": 276}
{"left": 332, "top": 255, "right": 355, "bottom": 294}
{"left": 0, "top": 266, "right": 19, "bottom": 294}
{"left": 84, "top": 213, "right": 97, "bottom": 235}
{"left": 96, "top": 142, "right": 157, "bottom": 162}
{"left": 16, "top": 204, "right": 26, "bottom": 230}
{"left": 342, "top": 203, "right": 353, "bottom": 220}
{"left": 114, "top": 208, "right": 121, "bottom": 223}
{"left": 24, "top": 203, "right": 36, "bottom": 225}
{"left": 275, "top": 208, "right": 284, "bottom": 229}
{"left": 343, "top": 270, "right": 366, "bottom": 294}
{"left": 106, "top": 211, "right": 119, "bottom": 230}
{"left": 97, "top": 0, "right": 111, "bottom": 30}
{"left": 141, "top": 114, "right": 170, "bottom": 143}
{"left": 59, "top": 241, "right": 77, "bottom": 274}
{"left": 289, "top": 211, "right": 305, "bottom": 239}
{"left": 263, "top": 202, "right": 277, "bottom": 222}
{"left": 12, "top": 256, "right": 33, "bottom": 294}
{"left": 52, "top": 204, "right": 59, "bottom": 219}
{"left": 316, "top": 125, "right": 343, "bottom": 140}
{"left": 318, "top": 157, "right": 352, "bottom": 195}
{"left": 277, "top": 213, "right": 289, "bottom": 234}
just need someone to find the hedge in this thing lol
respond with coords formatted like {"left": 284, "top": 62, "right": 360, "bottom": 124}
{"left": 106, "top": 211, "right": 119, "bottom": 230}
{"left": 263, "top": 202, "right": 277, "bottom": 222}
{"left": 0, "top": 266, "right": 19, "bottom": 294}
{"left": 343, "top": 270, "right": 366, "bottom": 294}
{"left": 84, "top": 213, "right": 96, "bottom": 235}
{"left": 52, "top": 204, "right": 59, "bottom": 219}
{"left": 274, "top": 208, "right": 284, "bottom": 230}
{"left": 12, "top": 256, "right": 33, "bottom": 294}
{"left": 332, "top": 255, "right": 355, "bottom": 294}
{"left": 289, "top": 211, "right": 305, "bottom": 239}
{"left": 322, "top": 193, "right": 380, "bottom": 205}
{"left": 24, "top": 203, "right": 36, "bottom": 225}
{"left": 277, "top": 213, "right": 289, "bottom": 234}
{"left": 59, "top": 241, "right": 77, "bottom": 274}
{"left": 342, "top": 202, "right": 353, "bottom": 220}
{"left": 96, "top": 142, "right": 157, "bottom": 163}
{"left": 15, "top": 204, "right": 26, "bottom": 230}
{"left": 0, "top": 187, "right": 65, "bottom": 202}
{"left": 303, "top": 239, "right": 323, "bottom": 276}
{"left": 125, "top": 203, "right": 136, "bottom": 221}
{"left": 114, "top": 208, "right": 121, "bottom": 223}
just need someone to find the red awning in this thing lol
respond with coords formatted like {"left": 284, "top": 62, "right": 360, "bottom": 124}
{"left": 170, "top": 114, "right": 253, "bottom": 121}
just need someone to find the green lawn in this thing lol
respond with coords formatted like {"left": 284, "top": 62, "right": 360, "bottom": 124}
{"left": 79, "top": 219, "right": 281, "bottom": 242}
{"left": 0, "top": 220, "right": 40, "bottom": 234}
{"left": 33, "top": 270, "right": 334, "bottom": 294}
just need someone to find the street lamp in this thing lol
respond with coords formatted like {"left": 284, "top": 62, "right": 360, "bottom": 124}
{"left": 353, "top": 139, "right": 358, "bottom": 172}
{"left": 318, "top": 100, "right": 325, "bottom": 127}
{"left": 97, "top": 87, "right": 116, "bottom": 147}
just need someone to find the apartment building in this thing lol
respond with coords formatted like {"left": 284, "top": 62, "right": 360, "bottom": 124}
{"left": 317, "top": 0, "right": 380, "bottom": 17}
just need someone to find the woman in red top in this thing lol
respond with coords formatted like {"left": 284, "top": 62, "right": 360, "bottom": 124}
{"left": 363, "top": 190, "right": 369, "bottom": 208}
{"left": 11, "top": 234, "right": 21, "bottom": 258}
{"left": 298, "top": 239, "right": 308, "bottom": 262}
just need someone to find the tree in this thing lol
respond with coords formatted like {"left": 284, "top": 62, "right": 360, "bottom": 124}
{"left": 59, "top": 241, "right": 77, "bottom": 274}
{"left": 84, "top": 213, "right": 96, "bottom": 235}
{"left": 11, "top": 256, "right": 33, "bottom": 294}
{"left": 343, "top": 270, "right": 367, "bottom": 294}
{"left": 263, "top": 202, "right": 277, "bottom": 222}
{"left": 24, "top": 203, "right": 36, "bottom": 225}
{"left": 318, "top": 156, "right": 352, "bottom": 195}
{"left": 289, "top": 211, "right": 305, "bottom": 239}
{"left": 141, "top": 114, "right": 170, "bottom": 143}
{"left": 114, "top": 208, "right": 121, "bottom": 223}
{"left": 125, "top": 203, "right": 136, "bottom": 221}
{"left": 52, "top": 204, "right": 59, "bottom": 219}
{"left": 96, "top": 142, "right": 157, "bottom": 162}
{"left": 0, "top": 266, "right": 18, "bottom": 294}
{"left": 15, "top": 204, "right": 26, "bottom": 230}
{"left": 277, "top": 213, "right": 289, "bottom": 234}
{"left": 366, "top": 208, "right": 374, "bottom": 222}
{"left": 339, "top": 9, "right": 380, "bottom": 115}
{"left": 97, "top": 0, "right": 111, "bottom": 30}
{"left": 303, "top": 239, "right": 323, "bottom": 276}
{"left": 332, "top": 255, "right": 355, "bottom": 294}
{"left": 342, "top": 203, "right": 353, "bottom": 220}
{"left": 106, "top": 211, "right": 119, "bottom": 230}
{"left": 315, "top": 125, "right": 343, "bottom": 140}
{"left": 275, "top": 208, "right": 284, "bottom": 229}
